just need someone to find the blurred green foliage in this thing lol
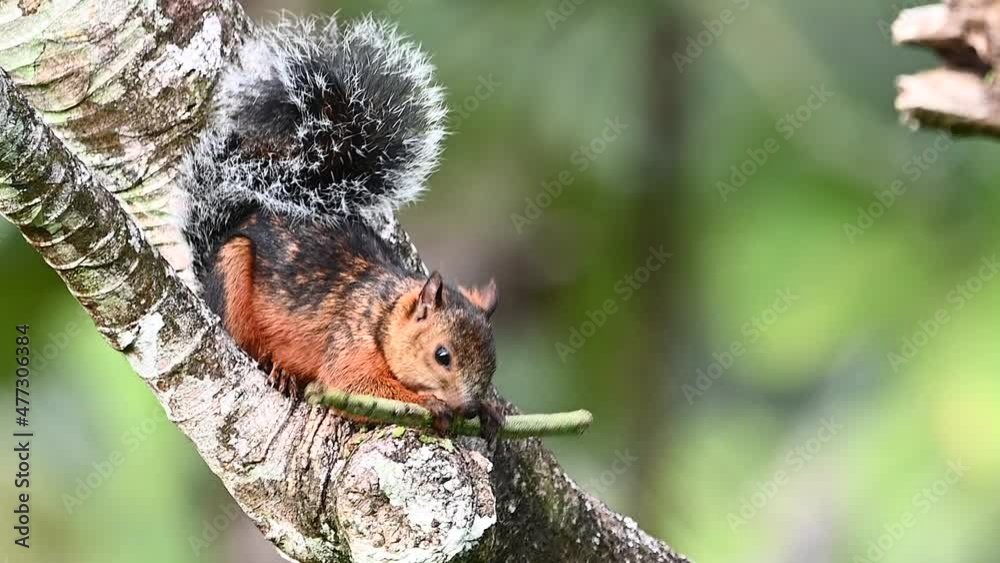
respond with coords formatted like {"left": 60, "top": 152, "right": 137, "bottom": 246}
{"left": 3, "top": 1, "right": 1000, "bottom": 562}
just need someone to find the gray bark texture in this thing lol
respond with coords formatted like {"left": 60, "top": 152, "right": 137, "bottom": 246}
{"left": 893, "top": 0, "right": 1000, "bottom": 137}
{"left": 0, "top": 1, "right": 691, "bottom": 562}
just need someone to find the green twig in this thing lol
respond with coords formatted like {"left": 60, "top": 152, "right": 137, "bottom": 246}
{"left": 305, "top": 385, "right": 592, "bottom": 438}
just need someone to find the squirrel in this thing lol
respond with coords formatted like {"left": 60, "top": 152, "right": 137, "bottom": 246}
{"left": 177, "top": 16, "right": 505, "bottom": 440}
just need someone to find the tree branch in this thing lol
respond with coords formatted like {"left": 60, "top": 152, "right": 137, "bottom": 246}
{"left": 893, "top": 1, "right": 1000, "bottom": 137}
{"left": 0, "top": 1, "right": 690, "bottom": 561}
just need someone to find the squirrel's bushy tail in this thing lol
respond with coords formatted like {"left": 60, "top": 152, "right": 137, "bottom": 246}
{"left": 180, "top": 15, "right": 446, "bottom": 275}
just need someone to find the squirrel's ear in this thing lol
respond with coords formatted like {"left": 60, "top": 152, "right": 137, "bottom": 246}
{"left": 419, "top": 271, "right": 445, "bottom": 313}
{"left": 462, "top": 279, "right": 498, "bottom": 319}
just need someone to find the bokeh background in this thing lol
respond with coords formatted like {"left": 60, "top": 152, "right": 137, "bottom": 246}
{"left": 3, "top": 1, "right": 1000, "bottom": 562}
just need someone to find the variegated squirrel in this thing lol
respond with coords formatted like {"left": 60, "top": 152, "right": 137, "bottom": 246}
{"left": 177, "top": 16, "right": 504, "bottom": 440}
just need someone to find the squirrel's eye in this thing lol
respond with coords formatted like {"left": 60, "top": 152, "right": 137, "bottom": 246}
{"left": 434, "top": 345, "right": 452, "bottom": 368}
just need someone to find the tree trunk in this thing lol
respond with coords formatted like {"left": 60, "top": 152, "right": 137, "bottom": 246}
{"left": 0, "top": 1, "right": 691, "bottom": 561}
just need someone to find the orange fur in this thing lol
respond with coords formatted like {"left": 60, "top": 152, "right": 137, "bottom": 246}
{"left": 216, "top": 237, "right": 329, "bottom": 385}
{"left": 216, "top": 238, "right": 263, "bottom": 358}
{"left": 328, "top": 347, "right": 422, "bottom": 402}
{"left": 215, "top": 237, "right": 434, "bottom": 406}
{"left": 318, "top": 332, "right": 444, "bottom": 424}
{"left": 251, "top": 296, "right": 330, "bottom": 384}
{"left": 211, "top": 216, "right": 497, "bottom": 435}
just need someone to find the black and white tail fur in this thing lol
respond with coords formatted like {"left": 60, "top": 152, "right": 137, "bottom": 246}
{"left": 179, "top": 15, "right": 446, "bottom": 279}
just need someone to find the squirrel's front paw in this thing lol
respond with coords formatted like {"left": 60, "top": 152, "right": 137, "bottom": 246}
{"left": 478, "top": 401, "right": 506, "bottom": 444}
{"left": 267, "top": 363, "right": 301, "bottom": 399}
{"left": 420, "top": 395, "right": 454, "bottom": 436}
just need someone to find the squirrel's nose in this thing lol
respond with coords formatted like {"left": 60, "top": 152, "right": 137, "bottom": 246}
{"left": 460, "top": 402, "right": 480, "bottom": 419}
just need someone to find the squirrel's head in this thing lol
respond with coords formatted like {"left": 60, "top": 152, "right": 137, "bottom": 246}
{"left": 385, "top": 271, "right": 498, "bottom": 417}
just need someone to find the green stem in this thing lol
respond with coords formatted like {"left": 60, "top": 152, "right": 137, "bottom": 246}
{"left": 305, "top": 385, "right": 592, "bottom": 438}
